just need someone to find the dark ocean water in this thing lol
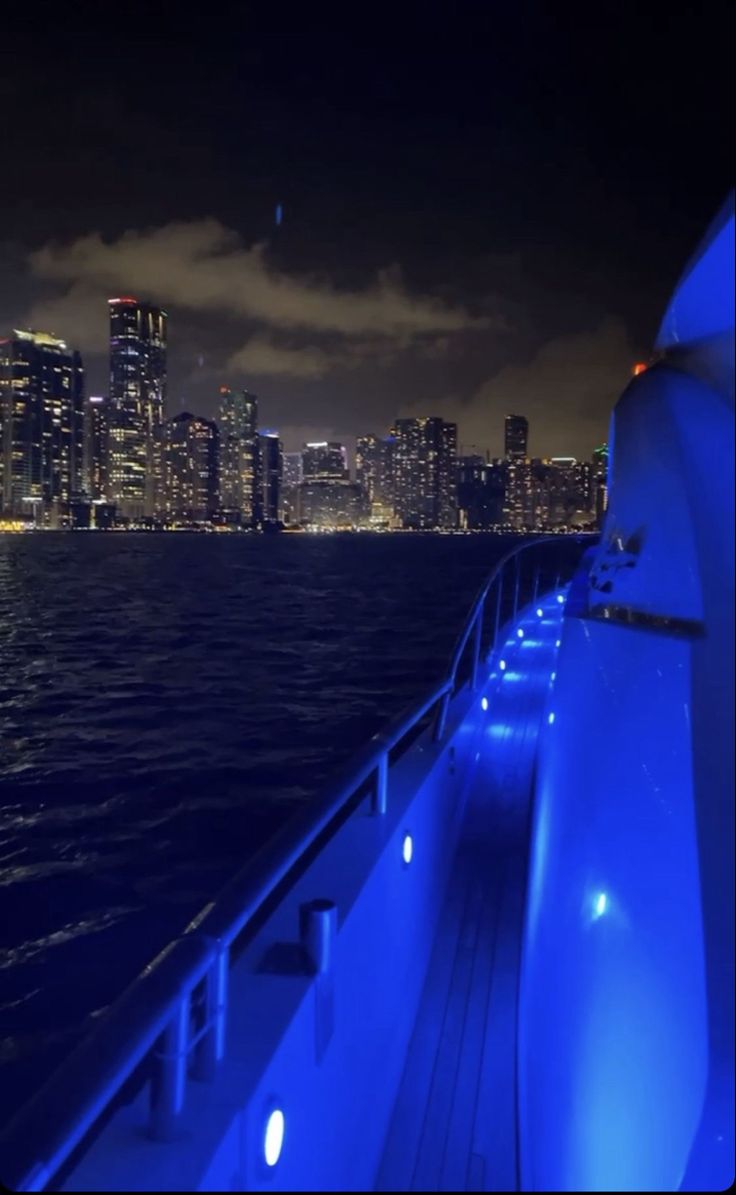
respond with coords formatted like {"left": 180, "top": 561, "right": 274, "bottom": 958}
{"left": 0, "top": 530, "right": 518, "bottom": 1119}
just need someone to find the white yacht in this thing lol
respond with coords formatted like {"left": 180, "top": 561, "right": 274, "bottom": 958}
{"left": 0, "top": 196, "right": 733, "bottom": 1192}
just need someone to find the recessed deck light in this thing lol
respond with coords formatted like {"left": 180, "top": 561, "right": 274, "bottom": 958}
{"left": 264, "top": 1107, "right": 285, "bottom": 1167}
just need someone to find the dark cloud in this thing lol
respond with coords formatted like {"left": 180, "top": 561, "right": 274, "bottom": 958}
{"left": 400, "top": 319, "right": 634, "bottom": 459}
{"left": 2, "top": 10, "right": 731, "bottom": 459}
{"left": 28, "top": 222, "right": 487, "bottom": 341}
{"left": 227, "top": 336, "right": 341, "bottom": 380}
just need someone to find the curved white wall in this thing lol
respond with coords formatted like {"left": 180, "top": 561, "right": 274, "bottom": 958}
{"left": 518, "top": 350, "right": 734, "bottom": 1188}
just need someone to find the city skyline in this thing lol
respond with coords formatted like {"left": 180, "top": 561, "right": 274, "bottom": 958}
{"left": 2, "top": 283, "right": 616, "bottom": 522}
{"left": 2, "top": 14, "right": 733, "bottom": 460}
{"left": 1, "top": 297, "right": 609, "bottom": 532}
{"left": 3, "top": 300, "right": 613, "bottom": 474}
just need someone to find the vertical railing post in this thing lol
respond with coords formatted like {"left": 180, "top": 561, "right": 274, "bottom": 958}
{"left": 150, "top": 994, "right": 190, "bottom": 1141}
{"left": 372, "top": 750, "right": 388, "bottom": 815}
{"left": 470, "top": 600, "right": 483, "bottom": 691}
{"left": 433, "top": 689, "right": 450, "bottom": 742}
{"left": 300, "top": 899, "right": 337, "bottom": 975}
{"left": 193, "top": 944, "right": 229, "bottom": 1082}
{"left": 532, "top": 564, "right": 540, "bottom": 605}
{"left": 299, "top": 899, "right": 337, "bottom": 1061}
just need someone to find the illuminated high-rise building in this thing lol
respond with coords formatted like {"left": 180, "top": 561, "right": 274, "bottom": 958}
{"left": 84, "top": 395, "right": 109, "bottom": 500}
{"left": 283, "top": 452, "right": 303, "bottom": 488}
{"left": 0, "top": 328, "right": 84, "bottom": 524}
{"left": 393, "top": 417, "right": 457, "bottom": 529}
{"left": 504, "top": 414, "right": 529, "bottom": 460}
{"left": 281, "top": 451, "right": 303, "bottom": 525}
{"left": 219, "top": 386, "right": 259, "bottom": 526}
{"left": 592, "top": 443, "right": 609, "bottom": 526}
{"left": 302, "top": 441, "right": 348, "bottom": 480}
{"left": 160, "top": 412, "right": 219, "bottom": 522}
{"left": 456, "top": 454, "right": 506, "bottom": 529}
{"left": 298, "top": 479, "right": 368, "bottom": 528}
{"left": 503, "top": 459, "right": 534, "bottom": 528}
{"left": 258, "top": 431, "right": 283, "bottom": 524}
{"left": 107, "top": 298, "right": 167, "bottom": 521}
{"left": 355, "top": 433, "right": 395, "bottom": 511}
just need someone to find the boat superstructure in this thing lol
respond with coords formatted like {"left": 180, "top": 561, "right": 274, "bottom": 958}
{"left": 0, "top": 198, "right": 733, "bottom": 1192}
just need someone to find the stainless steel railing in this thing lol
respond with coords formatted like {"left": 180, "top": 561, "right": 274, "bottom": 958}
{"left": 0, "top": 533, "right": 594, "bottom": 1192}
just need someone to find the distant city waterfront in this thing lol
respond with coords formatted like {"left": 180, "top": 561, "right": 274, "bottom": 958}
{"left": 0, "top": 530, "right": 536, "bottom": 1119}
{"left": 1, "top": 309, "right": 609, "bottom": 535}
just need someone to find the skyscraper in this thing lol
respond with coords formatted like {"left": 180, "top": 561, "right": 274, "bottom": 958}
{"left": 302, "top": 441, "right": 348, "bottom": 480}
{"left": 298, "top": 479, "right": 368, "bottom": 528}
{"left": 283, "top": 452, "right": 303, "bottom": 488}
{"left": 503, "top": 459, "right": 536, "bottom": 528}
{"left": 0, "top": 329, "right": 84, "bottom": 524}
{"left": 592, "top": 443, "right": 609, "bottom": 526}
{"left": 160, "top": 412, "right": 219, "bottom": 522}
{"left": 355, "top": 433, "right": 395, "bottom": 511}
{"left": 456, "top": 454, "right": 507, "bottom": 529}
{"left": 108, "top": 298, "right": 167, "bottom": 521}
{"left": 258, "top": 432, "right": 283, "bottom": 524}
{"left": 84, "top": 395, "right": 109, "bottom": 500}
{"left": 219, "top": 386, "right": 259, "bottom": 526}
{"left": 393, "top": 417, "right": 457, "bottom": 529}
{"left": 281, "top": 451, "right": 303, "bottom": 525}
{"left": 504, "top": 414, "right": 529, "bottom": 460}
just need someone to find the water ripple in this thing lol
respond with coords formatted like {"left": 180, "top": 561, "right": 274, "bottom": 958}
{"left": 0, "top": 530, "right": 514, "bottom": 1116}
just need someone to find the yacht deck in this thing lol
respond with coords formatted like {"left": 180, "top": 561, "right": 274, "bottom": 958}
{"left": 377, "top": 593, "right": 561, "bottom": 1191}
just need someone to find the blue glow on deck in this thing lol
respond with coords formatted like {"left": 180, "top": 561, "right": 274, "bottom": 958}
{"left": 498, "top": 670, "right": 525, "bottom": 683}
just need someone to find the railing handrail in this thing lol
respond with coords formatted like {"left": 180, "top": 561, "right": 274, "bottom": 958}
{"left": 185, "top": 675, "right": 453, "bottom": 947}
{"left": 0, "top": 533, "right": 595, "bottom": 1192}
{"left": 446, "top": 534, "right": 568, "bottom": 682}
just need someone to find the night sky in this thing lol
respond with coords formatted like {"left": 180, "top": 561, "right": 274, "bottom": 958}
{"left": 1, "top": 5, "right": 733, "bottom": 459}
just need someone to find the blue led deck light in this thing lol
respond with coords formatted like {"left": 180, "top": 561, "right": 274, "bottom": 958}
{"left": 402, "top": 833, "right": 413, "bottom": 865}
{"left": 481, "top": 696, "right": 489, "bottom": 711}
